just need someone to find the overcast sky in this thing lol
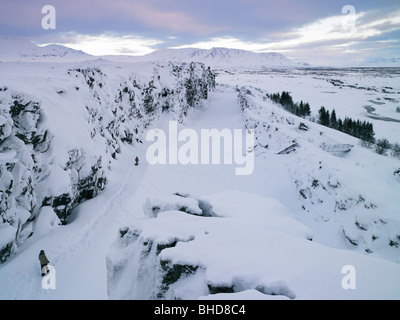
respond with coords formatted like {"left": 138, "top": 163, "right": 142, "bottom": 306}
{"left": 0, "top": 0, "right": 399, "bottom": 65}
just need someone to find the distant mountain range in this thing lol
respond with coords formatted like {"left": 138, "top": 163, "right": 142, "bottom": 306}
{"left": 1, "top": 37, "right": 399, "bottom": 68}
{"left": 359, "top": 57, "right": 400, "bottom": 67}
{"left": 0, "top": 37, "right": 297, "bottom": 68}
{"left": 138, "top": 47, "right": 296, "bottom": 68}
{"left": 0, "top": 37, "right": 90, "bottom": 62}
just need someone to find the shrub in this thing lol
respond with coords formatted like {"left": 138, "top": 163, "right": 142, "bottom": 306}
{"left": 375, "top": 138, "right": 391, "bottom": 155}
{"left": 391, "top": 143, "right": 400, "bottom": 159}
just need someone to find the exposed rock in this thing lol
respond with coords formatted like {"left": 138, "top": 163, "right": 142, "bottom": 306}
{"left": 0, "top": 62, "right": 216, "bottom": 262}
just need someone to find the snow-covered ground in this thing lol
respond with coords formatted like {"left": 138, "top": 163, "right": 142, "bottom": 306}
{"left": 216, "top": 68, "right": 400, "bottom": 144}
{"left": 0, "top": 41, "right": 399, "bottom": 300}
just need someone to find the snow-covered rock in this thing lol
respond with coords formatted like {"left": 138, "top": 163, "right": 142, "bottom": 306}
{"left": 0, "top": 60, "right": 216, "bottom": 262}
{"left": 106, "top": 192, "right": 400, "bottom": 300}
{"left": 33, "top": 206, "right": 61, "bottom": 236}
{"left": 0, "top": 222, "right": 17, "bottom": 263}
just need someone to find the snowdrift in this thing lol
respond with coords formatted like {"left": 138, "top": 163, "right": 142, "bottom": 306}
{"left": 106, "top": 191, "right": 400, "bottom": 300}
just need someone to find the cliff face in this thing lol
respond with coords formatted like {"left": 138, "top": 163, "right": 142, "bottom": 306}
{"left": 0, "top": 61, "right": 216, "bottom": 263}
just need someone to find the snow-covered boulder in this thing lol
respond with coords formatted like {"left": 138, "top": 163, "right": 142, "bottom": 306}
{"left": 33, "top": 206, "right": 61, "bottom": 236}
{"left": 0, "top": 222, "right": 17, "bottom": 263}
{"left": 0, "top": 114, "right": 12, "bottom": 143}
{"left": 106, "top": 191, "right": 400, "bottom": 300}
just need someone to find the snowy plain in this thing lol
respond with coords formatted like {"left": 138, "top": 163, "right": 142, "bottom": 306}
{"left": 0, "top": 40, "right": 399, "bottom": 300}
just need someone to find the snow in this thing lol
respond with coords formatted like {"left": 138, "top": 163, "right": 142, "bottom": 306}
{"left": 142, "top": 47, "right": 295, "bottom": 69}
{"left": 0, "top": 149, "right": 16, "bottom": 161}
{"left": 157, "top": 211, "right": 399, "bottom": 300}
{"left": 203, "top": 191, "right": 313, "bottom": 239}
{"left": 360, "top": 58, "right": 400, "bottom": 68}
{"left": 107, "top": 193, "right": 400, "bottom": 300}
{"left": 0, "top": 115, "right": 7, "bottom": 126}
{"left": 39, "top": 164, "right": 72, "bottom": 197}
{"left": 143, "top": 195, "right": 203, "bottom": 218}
{"left": 0, "top": 37, "right": 92, "bottom": 62}
{"left": 0, "top": 224, "right": 16, "bottom": 248}
{"left": 102, "top": 47, "right": 296, "bottom": 69}
{"left": 33, "top": 207, "right": 61, "bottom": 237}
{"left": 217, "top": 68, "right": 400, "bottom": 145}
{"left": 0, "top": 38, "right": 399, "bottom": 300}
{"left": 199, "top": 289, "right": 291, "bottom": 300}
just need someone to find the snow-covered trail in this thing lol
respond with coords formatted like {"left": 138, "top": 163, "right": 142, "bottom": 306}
{"left": 138, "top": 86, "right": 299, "bottom": 203}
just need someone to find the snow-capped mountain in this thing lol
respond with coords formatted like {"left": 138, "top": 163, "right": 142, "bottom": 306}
{"left": 0, "top": 37, "right": 91, "bottom": 62}
{"left": 140, "top": 47, "right": 295, "bottom": 69}
{"left": 0, "top": 37, "right": 295, "bottom": 68}
{"left": 360, "top": 57, "right": 400, "bottom": 67}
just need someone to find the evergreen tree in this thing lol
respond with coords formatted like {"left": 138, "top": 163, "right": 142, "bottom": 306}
{"left": 330, "top": 109, "right": 338, "bottom": 129}
{"left": 318, "top": 107, "right": 330, "bottom": 126}
{"left": 316, "top": 106, "right": 375, "bottom": 144}
{"left": 280, "top": 91, "right": 294, "bottom": 110}
{"left": 273, "top": 93, "right": 280, "bottom": 103}
{"left": 337, "top": 118, "right": 343, "bottom": 132}
{"left": 298, "top": 101, "right": 304, "bottom": 116}
{"left": 359, "top": 121, "right": 375, "bottom": 143}
{"left": 367, "top": 122, "right": 375, "bottom": 143}
{"left": 268, "top": 92, "right": 310, "bottom": 117}
{"left": 279, "top": 91, "right": 286, "bottom": 106}
{"left": 318, "top": 106, "right": 324, "bottom": 124}
{"left": 352, "top": 119, "right": 357, "bottom": 137}
{"left": 304, "top": 102, "right": 311, "bottom": 116}
{"left": 343, "top": 117, "right": 352, "bottom": 134}
{"left": 326, "top": 110, "right": 330, "bottom": 127}
{"left": 359, "top": 121, "right": 367, "bottom": 141}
